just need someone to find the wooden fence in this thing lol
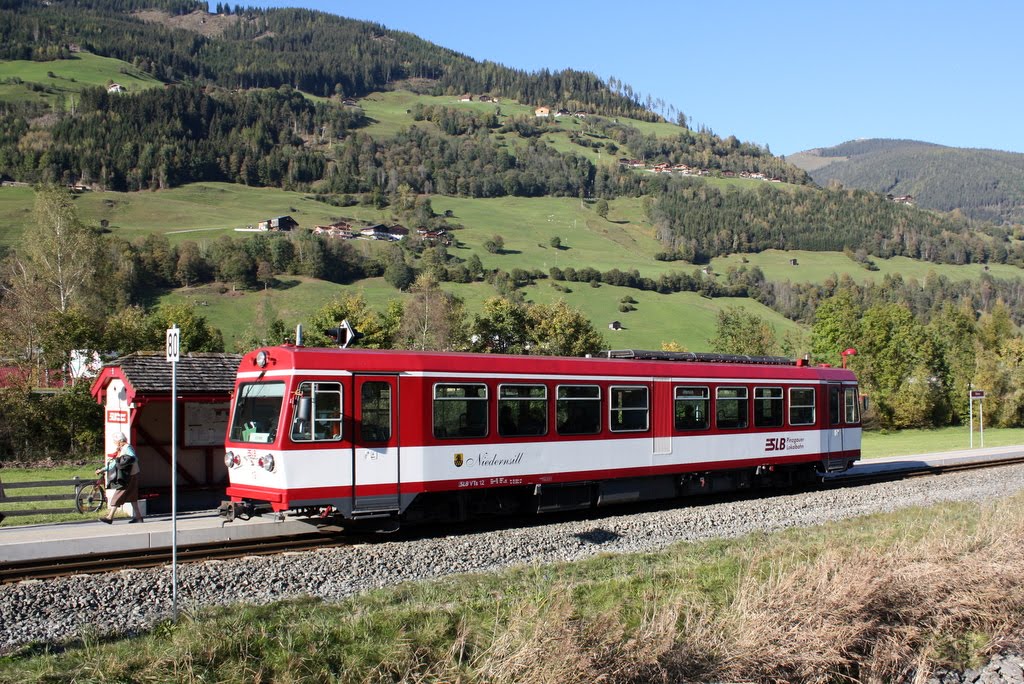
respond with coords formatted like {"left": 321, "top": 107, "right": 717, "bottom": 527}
{"left": 0, "top": 476, "right": 95, "bottom": 522}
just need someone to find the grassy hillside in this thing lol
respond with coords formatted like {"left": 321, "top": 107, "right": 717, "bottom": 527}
{"left": 710, "top": 249, "right": 1024, "bottom": 284}
{"left": 162, "top": 275, "right": 803, "bottom": 352}
{"left": 0, "top": 182, "right": 368, "bottom": 247}
{"left": 0, "top": 52, "right": 163, "bottom": 107}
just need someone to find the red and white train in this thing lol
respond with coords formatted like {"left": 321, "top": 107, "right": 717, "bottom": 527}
{"left": 220, "top": 344, "right": 861, "bottom": 525}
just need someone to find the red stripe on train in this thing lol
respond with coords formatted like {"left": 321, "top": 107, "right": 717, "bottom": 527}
{"left": 227, "top": 450, "right": 859, "bottom": 506}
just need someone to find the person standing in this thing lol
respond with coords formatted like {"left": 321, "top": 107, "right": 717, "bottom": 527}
{"left": 97, "top": 432, "right": 144, "bottom": 524}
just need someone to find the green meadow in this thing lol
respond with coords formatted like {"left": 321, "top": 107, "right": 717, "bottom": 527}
{"left": 0, "top": 52, "right": 162, "bottom": 107}
{"left": 710, "top": 249, "right": 1024, "bottom": 284}
{"left": 0, "top": 182, "right": 383, "bottom": 247}
{"left": 163, "top": 274, "right": 801, "bottom": 353}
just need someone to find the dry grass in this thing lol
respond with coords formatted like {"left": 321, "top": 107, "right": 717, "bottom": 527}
{"left": 421, "top": 501, "right": 1024, "bottom": 684}
{"left": 705, "top": 506, "right": 1024, "bottom": 684}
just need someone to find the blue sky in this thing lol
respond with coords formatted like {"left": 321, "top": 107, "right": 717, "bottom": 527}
{"left": 237, "top": 1, "right": 1024, "bottom": 156}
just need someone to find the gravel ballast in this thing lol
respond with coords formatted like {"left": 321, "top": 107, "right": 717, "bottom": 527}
{"left": 3, "top": 464, "right": 1024, "bottom": 679}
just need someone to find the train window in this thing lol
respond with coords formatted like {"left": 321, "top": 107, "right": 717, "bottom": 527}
{"left": 753, "top": 387, "right": 784, "bottom": 428}
{"left": 789, "top": 387, "right": 815, "bottom": 426}
{"left": 609, "top": 386, "right": 649, "bottom": 432}
{"left": 674, "top": 386, "right": 709, "bottom": 430}
{"left": 498, "top": 384, "right": 548, "bottom": 437}
{"left": 556, "top": 385, "right": 601, "bottom": 435}
{"left": 291, "top": 381, "right": 342, "bottom": 442}
{"left": 716, "top": 386, "right": 748, "bottom": 429}
{"left": 360, "top": 382, "right": 392, "bottom": 442}
{"left": 829, "top": 385, "right": 841, "bottom": 425}
{"left": 230, "top": 381, "right": 285, "bottom": 443}
{"left": 844, "top": 387, "right": 860, "bottom": 423}
{"left": 433, "top": 383, "right": 488, "bottom": 439}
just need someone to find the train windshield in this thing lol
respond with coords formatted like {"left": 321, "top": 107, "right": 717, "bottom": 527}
{"left": 229, "top": 382, "right": 285, "bottom": 443}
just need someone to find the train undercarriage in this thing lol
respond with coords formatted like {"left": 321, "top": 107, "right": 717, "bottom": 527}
{"left": 220, "top": 458, "right": 843, "bottom": 530}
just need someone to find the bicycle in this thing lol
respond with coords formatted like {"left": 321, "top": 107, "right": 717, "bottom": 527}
{"left": 75, "top": 475, "right": 107, "bottom": 514}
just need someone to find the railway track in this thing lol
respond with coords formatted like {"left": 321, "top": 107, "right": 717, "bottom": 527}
{"left": 825, "top": 453, "right": 1024, "bottom": 487}
{"left": 3, "top": 454, "right": 1023, "bottom": 584}
{"left": 0, "top": 531, "right": 351, "bottom": 584}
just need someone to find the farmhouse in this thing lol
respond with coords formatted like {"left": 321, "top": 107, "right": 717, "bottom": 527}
{"left": 257, "top": 216, "right": 298, "bottom": 231}
{"left": 313, "top": 221, "right": 356, "bottom": 239}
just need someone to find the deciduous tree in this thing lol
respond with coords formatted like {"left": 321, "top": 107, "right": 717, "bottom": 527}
{"left": 395, "top": 273, "right": 467, "bottom": 351}
{"left": 711, "top": 306, "right": 777, "bottom": 356}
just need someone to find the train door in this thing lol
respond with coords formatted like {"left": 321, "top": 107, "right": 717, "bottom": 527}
{"left": 825, "top": 382, "right": 845, "bottom": 471}
{"left": 352, "top": 374, "right": 399, "bottom": 513}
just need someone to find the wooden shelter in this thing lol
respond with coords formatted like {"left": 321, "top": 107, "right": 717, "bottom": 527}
{"left": 90, "top": 352, "right": 241, "bottom": 511}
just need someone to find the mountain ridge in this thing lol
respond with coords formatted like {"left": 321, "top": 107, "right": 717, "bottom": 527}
{"left": 788, "top": 138, "right": 1024, "bottom": 224}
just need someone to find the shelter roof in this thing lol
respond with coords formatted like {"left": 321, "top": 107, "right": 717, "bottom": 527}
{"left": 90, "top": 352, "right": 241, "bottom": 403}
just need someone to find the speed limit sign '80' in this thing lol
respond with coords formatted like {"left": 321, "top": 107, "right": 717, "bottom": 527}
{"left": 166, "top": 326, "right": 180, "bottom": 362}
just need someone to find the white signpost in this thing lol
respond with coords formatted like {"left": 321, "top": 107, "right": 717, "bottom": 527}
{"left": 165, "top": 325, "right": 180, "bottom": 620}
{"left": 969, "top": 389, "right": 985, "bottom": 449}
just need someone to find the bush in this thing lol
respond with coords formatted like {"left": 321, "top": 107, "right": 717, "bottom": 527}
{"left": 0, "top": 382, "right": 102, "bottom": 462}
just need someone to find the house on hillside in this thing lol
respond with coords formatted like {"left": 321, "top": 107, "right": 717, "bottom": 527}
{"left": 417, "top": 228, "right": 452, "bottom": 245}
{"left": 459, "top": 94, "right": 473, "bottom": 102}
{"left": 387, "top": 224, "right": 409, "bottom": 239}
{"left": 360, "top": 224, "right": 390, "bottom": 240}
{"left": 889, "top": 195, "right": 915, "bottom": 205}
{"left": 534, "top": 106, "right": 550, "bottom": 117}
{"left": 313, "top": 221, "right": 356, "bottom": 239}
{"left": 257, "top": 216, "right": 298, "bottom": 231}
{"left": 107, "top": 83, "right": 126, "bottom": 94}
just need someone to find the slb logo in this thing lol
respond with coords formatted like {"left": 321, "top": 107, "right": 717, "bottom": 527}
{"left": 764, "top": 436, "right": 787, "bottom": 452}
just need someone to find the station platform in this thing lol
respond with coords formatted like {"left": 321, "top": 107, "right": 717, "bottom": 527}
{"left": 828, "top": 443, "right": 1024, "bottom": 478}
{"left": 2, "top": 445, "right": 1023, "bottom": 565}
{"left": 0, "top": 511, "right": 319, "bottom": 563}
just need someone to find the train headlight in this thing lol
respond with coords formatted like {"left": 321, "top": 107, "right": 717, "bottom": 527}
{"left": 224, "top": 451, "right": 240, "bottom": 468}
{"left": 258, "top": 453, "right": 275, "bottom": 472}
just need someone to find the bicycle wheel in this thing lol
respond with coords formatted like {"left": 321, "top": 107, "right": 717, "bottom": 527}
{"left": 75, "top": 483, "right": 106, "bottom": 514}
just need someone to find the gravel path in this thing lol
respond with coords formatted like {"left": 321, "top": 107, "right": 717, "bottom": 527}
{"left": 3, "top": 464, "right": 1024, "bottom": 674}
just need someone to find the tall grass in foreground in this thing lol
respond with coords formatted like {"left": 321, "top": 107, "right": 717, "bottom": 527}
{"left": 3, "top": 493, "right": 1023, "bottom": 683}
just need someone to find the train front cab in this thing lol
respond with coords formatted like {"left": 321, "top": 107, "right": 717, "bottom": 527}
{"left": 222, "top": 353, "right": 403, "bottom": 522}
